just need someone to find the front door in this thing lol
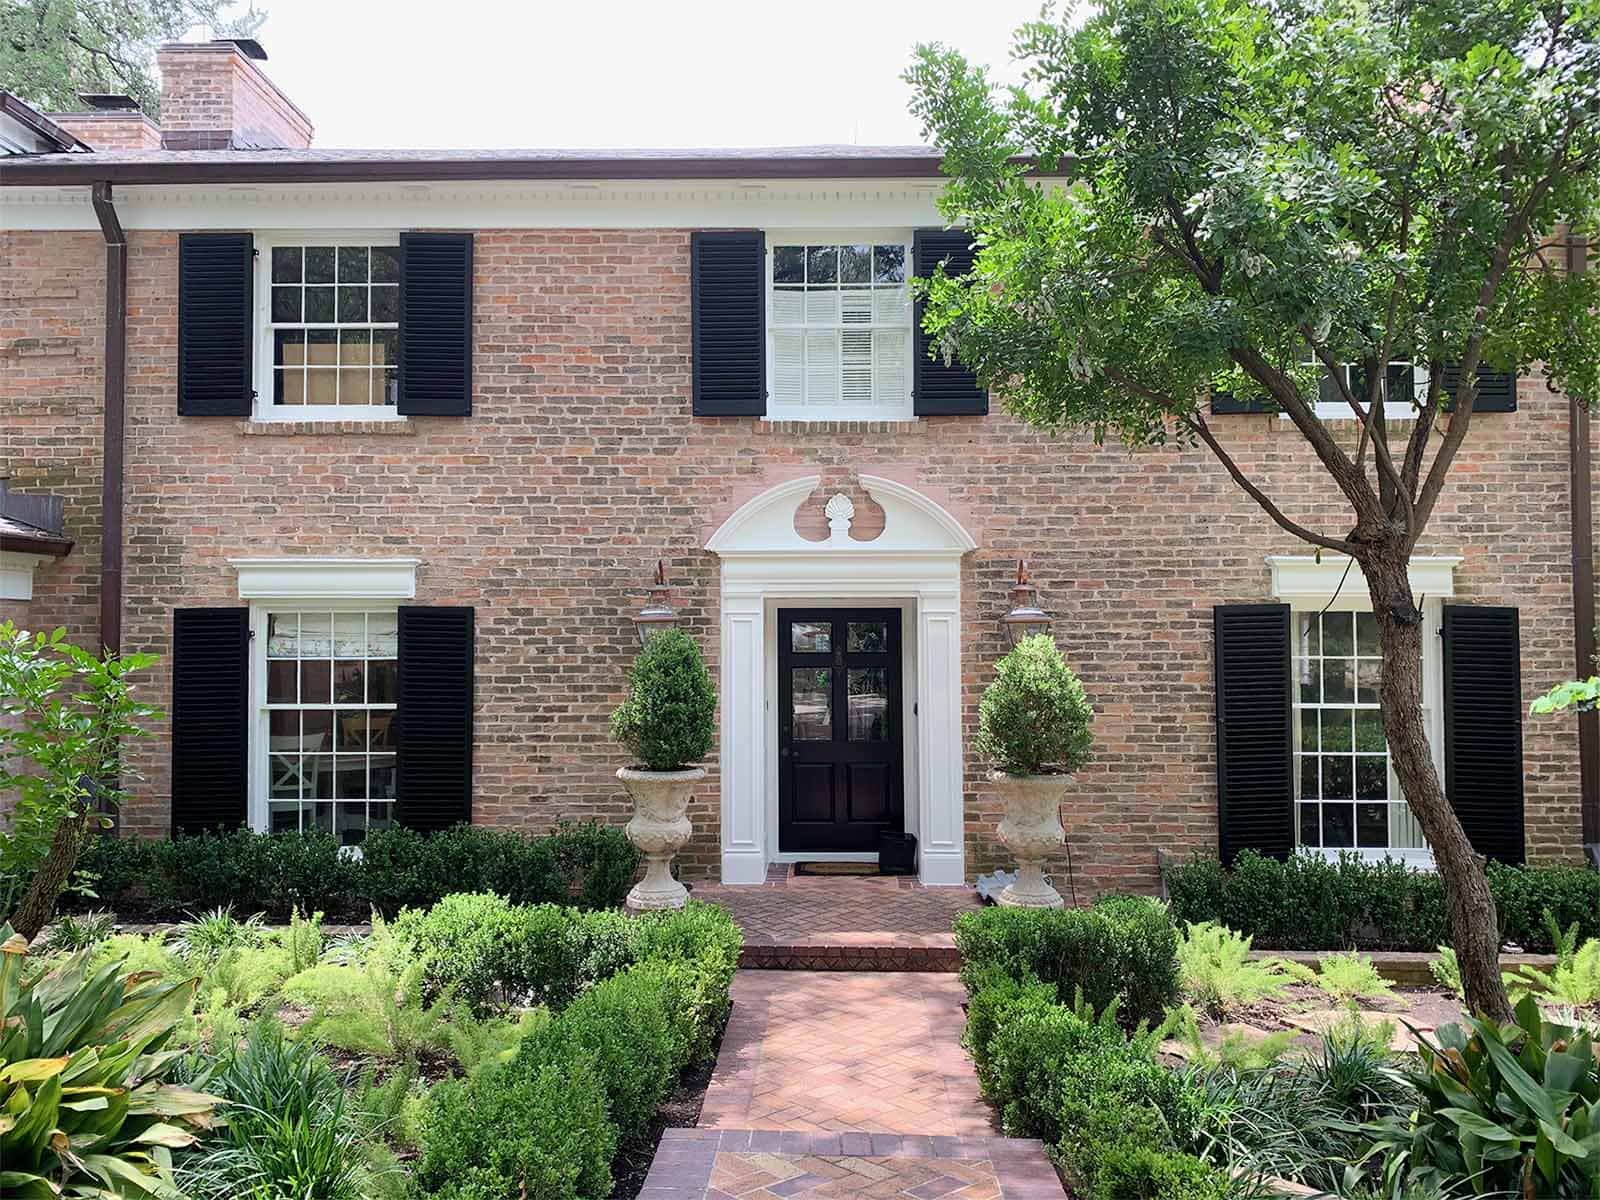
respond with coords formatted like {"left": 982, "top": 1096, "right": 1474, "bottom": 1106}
{"left": 777, "top": 608, "right": 904, "bottom": 853}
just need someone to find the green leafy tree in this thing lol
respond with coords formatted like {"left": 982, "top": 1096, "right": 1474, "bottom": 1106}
{"left": 0, "top": 0, "right": 265, "bottom": 118}
{"left": 906, "top": 0, "right": 1599, "bottom": 1023}
{"left": 0, "top": 622, "right": 158, "bottom": 940}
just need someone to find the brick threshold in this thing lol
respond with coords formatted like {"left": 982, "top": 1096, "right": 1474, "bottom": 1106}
{"left": 739, "top": 938, "right": 959, "bottom": 972}
{"left": 641, "top": 1128, "right": 1067, "bottom": 1200}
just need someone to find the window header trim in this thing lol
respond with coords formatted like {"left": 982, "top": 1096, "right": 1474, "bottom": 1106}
{"left": 1267, "top": 555, "right": 1460, "bottom": 603}
{"left": 229, "top": 557, "right": 420, "bottom": 600}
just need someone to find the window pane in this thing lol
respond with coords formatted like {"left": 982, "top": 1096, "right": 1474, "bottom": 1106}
{"left": 304, "top": 756, "right": 334, "bottom": 799}
{"left": 806, "top": 245, "right": 837, "bottom": 283}
{"left": 267, "top": 660, "right": 296, "bottom": 704}
{"left": 1354, "top": 708, "right": 1385, "bottom": 752}
{"left": 306, "top": 329, "right": 337, "bottom": 366}
{"left": 302, "top": 709, "right": 333, "bottom": 752}
{"left": 840, "top": 244, "right": 870, "bottom": 283}
{"left": 275, "top": 370, "right": 305, "bottom": 406}
{"left": 368, "top": 660, "right": 398, "bottom": 705}
{"left": 370, "top": 757, "right": 396, "bottom": 799}
{"left": 269, "top": 802, "right": 301, "bottom": 833}
{"left": 773, "top": 246, "right": 804, "bottom": 284}
{"left": 333, "top": 612, "right": 365, "bottom": 656}
{"left": 1323, "top": 804, "right": 1354, "bottom": 847}
{"left": 1298, "top": 754, "right": 1318, "bottom": 800}
{"left": 848, "top": 622, "right": 887, "bottom": 653}
{"left": 301, "top": 659, "right": 332, "bottom": 705}
{"left": 304, "top": 800, "right": 333, "bottom": 832}
{"left": 790, "top": 622, "right": 831, "bottom": 653}
{"left": 305, "top": 246, "right": 335, "bottom": 283}
{"left": 873, "top": 244, "right": 905, "bottom": 283}
{"left": 307, "top": 370, "right": 338, "bottom": 405}
{"left": 1322, "top": 658, "right": 1355, "bottom": 704}
{"left": 371, "top": 246, "right": 399, "bottom": 283}
{"left": 339, "top": 369, "right": 372, "bottom": 405}
{"left": 337, "top": 286, "right": 368, "bottom": 323}
{"left": 1355, "top": 659, "right": 1381, "bottom": 705}
{"left": 1320, "top": 709, "right": 1351, "bottom": 752}
{"left": 1296, "top": 612, "right": 1320, "bottom": 657}
{"left": 1357, "top": 803, "right": 1388, "bottom": 848}
{"left": 337, "top": 710, "right": 369, "bottom": 750}
{"left": 372, "top": 329, "right": 399, "bottom": 367}
{"left": 1323, "top": 756, "right": 1353, "bottom": 800}
{"left": 1356, "top": 756, "right": 1388, "bottom": 801}
{"left": 271, "top": 246, "right": 302, "bottom": 283}
{"left": 366, "top": 612, "right": 398, "bottom": 657}
{"left": 847, "top": 668, "right": 888, "bottom": 741}
{"left": 791, "top": 668, "right": 832, "bottom": 740}
{"left": 1299, "top": 803, "right": 1320, "bottom": 846}
{"left": 266, "top": 612, "right": 298, "bottom": 657}
{"left": 305, "top": 286, "right": 335, "bottom": 322}
{"left": 1354, "top": 611, "right": 1378, "bottom": 656}
{"left": 333, "top": 660, "right": 364, "bottom": 703}
{"left": 371, "top": 285, "right": 398, "bottom": 323}
{"left": 337, "top": 246, "right": 369, "bottom": 283}
{"left": 271, "top": 286, "right": 301, "bottom": 323}
{"left": 334, "top": 761, "right": 367, "bottom": 801}
{"left": 1323, "top": 612, "right": 1354, "bottom": 656}
{"left": 274, "top": 329, "right": 306, "bottom": 367}
{"left": 370, "top": 711, "right": 397, "bottom": 749}
{"left": 1298, "top": 708, "right": 1318, "bottom": 752}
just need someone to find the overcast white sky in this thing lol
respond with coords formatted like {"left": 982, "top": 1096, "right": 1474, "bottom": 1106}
{"left": 237, "top": 0, "right": 1044, "bottom": 149}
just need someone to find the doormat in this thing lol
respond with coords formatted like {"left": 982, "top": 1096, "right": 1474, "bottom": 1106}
{"left": 794, "top": 861, "right": 880, "bottom": 877}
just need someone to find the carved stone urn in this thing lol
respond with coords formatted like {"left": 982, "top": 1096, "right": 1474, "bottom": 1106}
{"left": 993, "top": 772, "right": 1067, "bottom": 908}
{"left": 619, "top": 766, "right": 705, "bottom": 910}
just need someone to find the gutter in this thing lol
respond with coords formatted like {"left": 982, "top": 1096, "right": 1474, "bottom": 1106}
{"left": 1568, "top": 230, "right": 1600, "bottom": 860}
{"left": 91, "top": 182, "right": 125, "bottom": 658}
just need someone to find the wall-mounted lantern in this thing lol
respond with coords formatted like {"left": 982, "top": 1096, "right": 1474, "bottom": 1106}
{"left": 632, "top": 560, "right": 678, "bottom": 647}
{"left": 1002, "top": 559, "right": 1051, "bottom": 647}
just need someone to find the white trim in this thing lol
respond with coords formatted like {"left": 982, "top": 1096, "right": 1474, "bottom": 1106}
{"left": 705, "top": 474, "right": 975, "bottom": 887}
{"left": 229, "top": 557, "right": 419, "bottom": 600}
{"left": 1267, "top": 555, "right": 1461, "bottom": 603}
{"left": 0, "top": 549, "right": 51, "bottom": 601}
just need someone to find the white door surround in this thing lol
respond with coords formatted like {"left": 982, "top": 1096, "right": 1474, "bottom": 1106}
{"left": 704, "top": 474, "right": 977, "bottom": 887}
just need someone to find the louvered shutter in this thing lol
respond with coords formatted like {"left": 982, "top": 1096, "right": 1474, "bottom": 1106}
{"left": 398, "top": 232, "right": 473, "bottom": 416}
{"left": 396, "top": 606, "right": 474, "bottom": 832}
{"left": 691, "top": 230, "right": 765, "bottom": 416}
{"left": 1214, "top": 604, "right": 1295, "bottom": 863}
{"left": 1210, "top": 392, "right": 1275, "bottom": 414}
{"left": 1440, "top": 363, "right": 1518, "bottom": 413}
{"left": 1443, "top": 605, "right": 1526, "bottom": 863}
{"left": 171, "top": 608, "right": 249, "bottom": 834}
{"left": 912, "top": 229, "right": 988, "bottom": 416}
{"left": 178, "top": 233, "right": 253, "bottom": 416}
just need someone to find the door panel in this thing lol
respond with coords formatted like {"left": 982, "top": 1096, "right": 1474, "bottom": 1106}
{"left": 778, "top": 608, "right": 903, "bottom": 852}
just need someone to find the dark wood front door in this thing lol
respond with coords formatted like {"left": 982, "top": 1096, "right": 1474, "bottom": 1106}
{"left": 777, "top": 608, "right": 903, "bottom": 853}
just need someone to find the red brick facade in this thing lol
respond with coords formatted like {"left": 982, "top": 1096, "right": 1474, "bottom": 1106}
{"left": 154, "top": 43, "right": 313, "bottom": 149}
{"left": 1, "top": 218, "right": 1594, "bottom": 893}
{"left": 46, "top": 112, "right": 162, "bottom": 151}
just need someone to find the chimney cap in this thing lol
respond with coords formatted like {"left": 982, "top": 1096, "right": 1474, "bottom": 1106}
{"left": 220, "top": 37, "right": 268, "bottom": 60}
{"left": 77, "top": 93, "right": 141, "bottom": 111}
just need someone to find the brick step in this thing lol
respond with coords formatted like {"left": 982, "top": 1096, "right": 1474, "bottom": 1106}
{"left": 739, "top": 935, "right": 959, "bottom": 972}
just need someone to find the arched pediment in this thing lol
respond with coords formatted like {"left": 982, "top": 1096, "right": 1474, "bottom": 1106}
{"left": 704, "top": 474, "right": 976, "bottom": 557}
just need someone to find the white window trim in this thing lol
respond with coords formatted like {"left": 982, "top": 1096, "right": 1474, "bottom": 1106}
{"left": 763, "top": 229, "right": 915, "bottom": 424}
{"left": 1284, "top": 360, "right": 1430, "bottom": 422}
{"left": 252, "top": 231, "right": 407, "bottom": 424}
{"left": 1268, "top": 554, "right": 1460, "bottom": 867}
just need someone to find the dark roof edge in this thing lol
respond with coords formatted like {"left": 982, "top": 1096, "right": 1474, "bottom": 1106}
{"left": 0, "top": 152, "right": 962, "bottom": 187}
{"left": 0, "top": 92, "right": 91, "bottom": 153}
{"left": 0, "top": 530, "right": 74, "bottom": 557}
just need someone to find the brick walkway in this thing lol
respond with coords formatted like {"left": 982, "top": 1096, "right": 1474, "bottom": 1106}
{"left": 692, "top": 869, "right": 982, "bottom": 971}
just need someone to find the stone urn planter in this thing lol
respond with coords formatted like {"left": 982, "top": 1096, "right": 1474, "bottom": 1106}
{"left": 619, "top": 766, "right": 705, "bottom": 911}
{"left": 993, "top": 771, "right": 1067, "bottom": 908}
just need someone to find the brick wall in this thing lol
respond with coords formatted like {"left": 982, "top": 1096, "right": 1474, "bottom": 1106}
{"left": 47, "top": 112, "right": 162, "bottom": 150}
{"left": 2, "top": 227, "right": 1593, "bottom": 892}
{"left": 155, "top": 44, "right": 312, "bottom": 150}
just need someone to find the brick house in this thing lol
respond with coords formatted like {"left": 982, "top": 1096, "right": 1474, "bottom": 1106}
{"left": 2, "top": 42, "right": 1595, "bottom": 893}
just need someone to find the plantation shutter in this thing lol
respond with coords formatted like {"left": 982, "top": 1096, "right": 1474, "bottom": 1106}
{"left": 691, "top": 230, "right": 765, "bottom": 416}
{"left": 1442, "top": 604, "right": 1526, "bottom": 863}
{"left": 912, "top": 228, "right": 987, "bottom": 416}
{"left": 396, "top": 606, "right": 474, "bottom": 832}
{"left": 1440, "top": 363, "right": 1518, "bottom": 413}
{"left": 1214, "top": 604, "right": 1295, "bottom": 863}
{"left": 171, "top": 608, "right": 249, "bottom": 834}
{"left": 177, "top": 233, "right": 254, "bottom": 416}
{"left": 398, "top": 232, "right": 473, "bottom": 416}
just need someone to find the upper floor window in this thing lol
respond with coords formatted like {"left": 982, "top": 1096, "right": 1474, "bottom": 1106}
{"left": 259, "top": 238, "right": 401, "bottom": 420}
{"left": 767, "top": 237, "right": 913, "bottom": 421}
{"left": 1308, "top": 360, "right": 1428, "bottom": 420}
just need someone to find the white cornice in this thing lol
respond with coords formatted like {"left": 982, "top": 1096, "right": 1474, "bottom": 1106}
{"left": 229, "top": 556, "right": 419, "bottom": 600}
{"left": 1267, "top": 554, "right": 1462, "bottom": 601}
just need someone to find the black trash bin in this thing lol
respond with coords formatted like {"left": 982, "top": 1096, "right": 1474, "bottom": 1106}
{"left": 878, "top": 830, "right": 917, "bottom": 875}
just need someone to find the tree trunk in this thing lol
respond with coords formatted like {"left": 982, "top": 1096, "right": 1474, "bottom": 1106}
{"left": 1364, "top": 546, "right": 1513, "bottom": 1023}
{"left": 8, "top": 804, "right": 90, "bottom": 942}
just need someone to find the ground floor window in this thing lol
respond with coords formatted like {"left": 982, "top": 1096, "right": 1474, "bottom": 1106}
{"left": 1291, "top": 607, "right": 1427, "bottom": 854}
{"left": 263, "top": 608, "right": 397, "bottom": 843}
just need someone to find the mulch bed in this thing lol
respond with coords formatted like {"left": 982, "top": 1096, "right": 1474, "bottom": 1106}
{"left": 610, "top": 1011, "right": 729, "bottom": 1200}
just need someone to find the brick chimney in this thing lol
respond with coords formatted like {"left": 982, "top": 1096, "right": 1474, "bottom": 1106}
{"left": 48, "top": 94, "right": 161, "bottom": 151}
{"left": 156, "top": 39, "right": 313, "bottom": 150}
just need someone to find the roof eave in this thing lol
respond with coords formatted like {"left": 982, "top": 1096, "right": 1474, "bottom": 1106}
{"left": 0, "top": 532, "right": 74, "bottom": 557}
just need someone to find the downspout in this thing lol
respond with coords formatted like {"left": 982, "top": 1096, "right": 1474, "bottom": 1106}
{"left": 91, "top": 181, "right": 126, "bottom": 659}
{"left": 1568, "top": 230, "right": 1599, "bottom": 862}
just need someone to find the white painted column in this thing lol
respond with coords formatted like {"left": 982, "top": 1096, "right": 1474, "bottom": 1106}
{"left": 719, "top": 590, "right": 769, "bottom": 884}
{"left": 916, "top": 586, "right": 966, "bottom": 885}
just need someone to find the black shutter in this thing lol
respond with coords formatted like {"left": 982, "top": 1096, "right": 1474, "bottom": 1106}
{"left": 1443, "top": 604, "right": 1526, "bottom": 863}
{"left": 177, "top": 233, "right": 253, "bottom": 416}
{"left": 171, "top": 608, "right": 248, "bottom": 834}
{"left": 398, "top": 232, "right": 473, "bottom": 416}
{"left": 1440, "top": 363, "right": 1518, "bottom": 413}
{"left": 396, "top": 606, "right": 474, "bottom": 832}
{"left": 691, "top": 230, "right": 765, "bottom": 416}
{"left": 912, "top": 228, "right": 987, "bottom": 416}
{"left": 1210, "top": 391, "right": 1275, "bottom": 414}
{"left": 1214, "top": 604, "right": 1295, "bottom": 863}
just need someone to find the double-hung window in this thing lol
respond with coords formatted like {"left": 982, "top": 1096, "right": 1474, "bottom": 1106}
{"left": 767, "top": 235, "right": 913, "bottom": 421}
{"left": 1307, "top": 360, "right": 1428, "bottom": 421}
{"left": 259, "top": 237, "right": 401, "bottom": 420}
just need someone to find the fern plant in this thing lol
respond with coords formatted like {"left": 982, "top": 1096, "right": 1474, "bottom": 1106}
{"left": 1506, "top": 910, "right": 1600, "bottom": 1010}
{"left": 1176, "top": 921, "right": 1310, "bottom": 1016}
{"left": 1159, "top": 1001, "right": 1297, "bottom": 1068}
{"left": 284, "top": 906, "right": 325, "bottom": 973}
{"left": 1309, "top": 952, "right": 1395, "bottom": 1003}
{"left": 1428, "top": 945, "right": 1464, "bottom": 1000}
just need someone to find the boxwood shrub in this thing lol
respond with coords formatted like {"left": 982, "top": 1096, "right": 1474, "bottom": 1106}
{"left": 1162, "top": 850, "right": 1600, "bottom": 952}
{"left": 953, "top": 895, "right": 1180, "bottom": 1026}
{"left": 68, "top": 821, "right": 639, "bottom": 921}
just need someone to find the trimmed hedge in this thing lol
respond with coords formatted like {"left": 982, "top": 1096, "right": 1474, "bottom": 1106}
{"left": 412, "top": 900, "right": 740, "bottom": 1200}
{"left": 67, "top": 822, "right": 639, "bottom": 921}
{"left": 1162, "top": 850, "right": 1600, "bottom": 953}
{"left": 953, "top": 895, "right": 1180, "bottom": 1026}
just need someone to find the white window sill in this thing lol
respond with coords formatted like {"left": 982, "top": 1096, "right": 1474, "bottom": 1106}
{"left": 762, "top": 416, "right": 919, "bottom": 430}
{"left": 243, "top": 418, "right": 415, "bottom": 437}
{"left": 1301, "top": 846, "right": 1436, "bottom": 871}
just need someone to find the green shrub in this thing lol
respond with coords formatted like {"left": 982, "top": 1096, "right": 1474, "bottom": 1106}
{"left": 519, "top": 964, "right": 677, "bottom": 1138}
{"left": 974, "top": 634, "right": 1093, "bottom": 775}
{"left": 1176, "top": 922, "right": 1309, "bottom": 1016}
{"left": 1089, "top": 1143, "right": 1233, "bottom": 1200}
{"left": 38, "top": 908, "right": 116, "bottom": 953}
{"left": 415, "top": 1056, "right": 615, "bottom": 1200}
{"left": 610, "top": 627, "right": 717, "bottom": 771}
{"left": 1162, "top": 850, "right": 1600, "bottom": 952}
{"left": 628, "top": 901, "right": 742, "bottom": 1057}
{"left": 1505, "top": 911, "right": 1600, "bottom": 1009}
{"left": 962, "top": 968, "right": 1059, "bottom": 1091}
{"left": 1307, "top": 951, "right": 1394, "bottom": 1003}
{"left": 954, "top": 895, "right": 1180, "bottom": 1025}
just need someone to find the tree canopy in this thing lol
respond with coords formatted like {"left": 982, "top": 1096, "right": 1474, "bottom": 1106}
{"left": 907, "top": 0, "right": 1598, "bottom": 554}
{"left": 0, "top": 0, "right": 264, "bottom": 117}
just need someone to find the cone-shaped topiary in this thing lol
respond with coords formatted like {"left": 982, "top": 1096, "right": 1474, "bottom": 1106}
{"left": 976, "top": 635, "right": 1093, "bottom": 776}
{"left": 611, "top": 629, "right": 717, "bottom": 772}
